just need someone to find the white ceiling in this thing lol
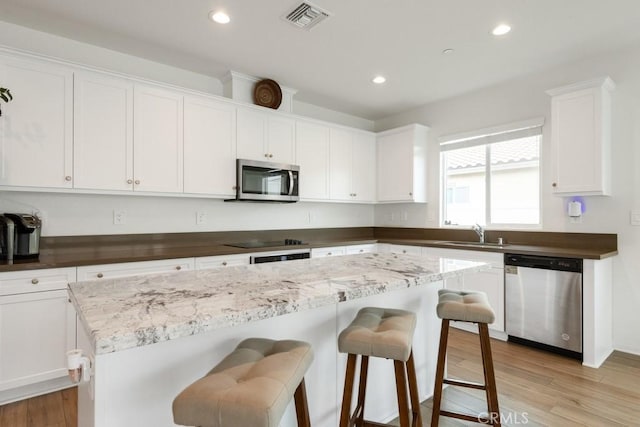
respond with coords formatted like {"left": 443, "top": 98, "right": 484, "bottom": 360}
{"left": 1, "top": 0, "right": 640, "bottom": 120}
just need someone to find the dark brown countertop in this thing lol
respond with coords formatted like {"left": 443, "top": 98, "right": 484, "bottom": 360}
{"left": 0, "top": 227, "right": 617, "bottom": 273}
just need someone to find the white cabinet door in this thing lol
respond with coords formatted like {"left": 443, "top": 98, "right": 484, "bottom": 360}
{"left": 461, "top": 267, "right": 505, "bottom": 332}
{"left": 0, "top": 267, "right": 76, "bottom": 392}
{"left": 236, "top": 108, "right": 267, "bottom": 161}
{"left": 0, "top": 290, "right": 76, "bottom": 391}
{"left": 134, "top": 85, "right": 184, "bottom": 193}
{"left": 425, "top": 247, "right": 505, "bottom": 332}
{"left": 345, "top": 244, "right": 377, "bottom": 255}
{"left": 184, "top": 96, "right": 236, "bottom": 196}
{"left": 329, "top": 128, "right": 352, "bottom": 201}
{"left": 267, "top": 116, "right": 295, "bottom": 164}
{"left": 74, "top": 71, "right": 134, "bottom": 191}
{"left": 195, "top": 254, "right": 250, "bottom": 270}
{"left": 330, "top": 128, "right": 376, "bottom": 202}
{"left": 351, "top": 132, "right": 376, "bottom": 202}
{"left": 548, "top": 77, "right": 614, "bottom": 196}
{"left": 0, "top": 55, "right": 73, "bottom": 188}
{"left": 296, "top": 121, "right": 330, "bottom": 200}
{"left": 377, "top": 124, "right": 429, "bottom": 203}
{"left": 311, "top": 247, "right": 347, "bottom": 258}
{"left": 388, "top": 244, "right": 423, "bottom": 255}
{"left": 76, "top": 258, "right": 194, "bottom": 281}
{"left": 237, "top": 108, "right": 295, "bottom": 164}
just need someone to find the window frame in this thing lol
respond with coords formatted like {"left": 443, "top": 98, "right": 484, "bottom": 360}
{"left": 439, "top": 118, "right": 544, "bottom": 230}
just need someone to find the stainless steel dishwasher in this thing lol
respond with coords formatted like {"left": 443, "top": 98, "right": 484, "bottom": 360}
{"left": 505, "top": 253, "right": 583, "bottom": 360}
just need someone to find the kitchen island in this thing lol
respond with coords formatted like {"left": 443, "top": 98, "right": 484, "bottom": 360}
{"left": 69, "top": 252, "right": 487, "bottom": 427}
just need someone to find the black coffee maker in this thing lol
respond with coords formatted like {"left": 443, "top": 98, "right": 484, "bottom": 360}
{"left": 2, "top": 213, "right": 42, "bottom": 259}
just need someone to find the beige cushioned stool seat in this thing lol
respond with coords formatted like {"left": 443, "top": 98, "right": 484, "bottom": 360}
{"left": 436, "top": 289, "right": 495, "bottom": 324}
{"left": 338, "top": 307, "right": 416, "bottom": 362}
{"left": 173, "top": 338, "right": 313, "bottom": 427}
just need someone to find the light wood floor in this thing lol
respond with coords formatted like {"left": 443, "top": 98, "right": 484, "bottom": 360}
{"left": 2, "top": 328, "right": 639, "bottom": 427}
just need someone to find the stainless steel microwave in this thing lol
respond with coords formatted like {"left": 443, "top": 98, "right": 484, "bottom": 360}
{"left": 233, "top": 159, "right": 300, "bottom": 202}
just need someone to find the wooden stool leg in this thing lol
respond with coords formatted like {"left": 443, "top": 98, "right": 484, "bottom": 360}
{"left": 479, "top": 323, "right": 501, "bottom": 427}
{"left": 394, "top": 359, "right": 411, "bottom": 427}
{"left": 354, "top": 355, "right": 369, "bottom": 426}
{"left": 294, "top": 378, "right": 311, "bottom": 427}
{"left": 405, "top": 351, "right": 423, "bottom": 427}
{"left": 340, "top": 354, "right": 357, "bottom": 427}
{"left": 431, "top": 319, "right": 450, "bottom": 427}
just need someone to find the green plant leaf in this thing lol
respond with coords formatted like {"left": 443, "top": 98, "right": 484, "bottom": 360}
{"left": 0, "top": 93, "right": 8, "bottom": 103}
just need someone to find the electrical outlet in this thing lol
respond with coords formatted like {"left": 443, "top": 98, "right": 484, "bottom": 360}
{"left": 196, "top": 212, "right": 207, "bottom": 225}
{"left": 401, "top": 211, "right": 408, "bottom": 221}
{"left": 631, "top": 211, "right": 640, "bottom": 226}
{"left": 113, "top": 210, "right": 126, "bottom": 225}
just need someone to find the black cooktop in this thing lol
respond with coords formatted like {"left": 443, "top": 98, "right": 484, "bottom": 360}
{"left": 225, "top": 239, "right": 307, "bottom": 249}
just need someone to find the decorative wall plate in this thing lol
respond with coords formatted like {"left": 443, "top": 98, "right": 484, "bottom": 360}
{"left": 253, "top": 79, "right": 282, "bottom": 109}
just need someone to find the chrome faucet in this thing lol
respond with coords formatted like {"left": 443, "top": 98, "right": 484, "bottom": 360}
{"left": 472, "top": 223, "right": 485, "bottom": 244}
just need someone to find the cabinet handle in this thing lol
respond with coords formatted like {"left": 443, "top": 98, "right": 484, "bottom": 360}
{"left": 402, "top": 250, "right": 407, "bottom": 254}
{"left": 135, "top": 180, "right": 141, "bottom": 185}
{"left": 232, "top": 186, "right": 238, "bottom": 190}
{"left": 353, "top": 193, "right": 357, "bottom": 197}
{"left": 409, "top": 192, "right": 413, "bottom": 196}
{"left": 264, "top": 153, "right": 269, "bottom": 158}
{"left": 359, "top": 249, "right": 364, "bottom": 253}
{"left": 127, "top": 179, "right": 133, "bottom": 184}
{"left": 176, "top": 266, "right": 182, "bottom": 271}
{"left": 65, "top": 176, "right": 72, "bottom": 182}
{"left": 31, "top": 278, "right": 39, "bottom": 285}
{"left": 269, "top": 154, "right": 273, "bottom": 158}
{"left": 222, "top": 261, "right": 228, "bottom": 266}
{"left": 552, "top": 182, "right": 557, "bottom": 187}
{"left": 327, "top": 252, "right": 332, "bottom": 256}
{"left": 97, "top": 273, "right": 104, "bottom": 278}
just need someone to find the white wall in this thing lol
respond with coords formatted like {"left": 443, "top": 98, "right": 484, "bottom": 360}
{"left": 374, "top": 44, "right": 640, "bottom": 355}
{"left": 0, "top": 192, "right": 374, "bottom": 236}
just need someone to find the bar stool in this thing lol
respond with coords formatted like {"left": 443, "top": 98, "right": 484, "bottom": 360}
{"left": 431, "top": 289, "right": 501, "bottom": 426}
{"left": 338, "top": 307, "right": 422, "bottom": 427}
{"left": 173, "top": 338, "right": 313, "bottom": 427}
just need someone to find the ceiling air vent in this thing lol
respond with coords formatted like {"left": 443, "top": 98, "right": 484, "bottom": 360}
{"left": 283, "top": 2, "right": 331, "bottom": 30}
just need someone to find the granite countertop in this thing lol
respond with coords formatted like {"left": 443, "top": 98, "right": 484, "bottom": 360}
{"left": 68, "top": 252, "right": 486, "bottom": 355}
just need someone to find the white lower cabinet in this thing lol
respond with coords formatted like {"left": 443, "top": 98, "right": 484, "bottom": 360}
{"left": 0, "top": 268, "right": 77, "bottom": 397}
{"left": 76, "top": 258, "right": 194, "bottom": 281}
{"left": 345, "top": 244, "right": 377, "bottom": 255}
{"left": 422, "top": 247, "right": 505, "bottom": 333}
{"left": 311, "top": 246, "right": 347, "bottom": 258}
{"left": 195, "top": 254, "right": 250, "bottom": 270}
{"left": 388, "top": 244, "right": 423, "bottom": 255}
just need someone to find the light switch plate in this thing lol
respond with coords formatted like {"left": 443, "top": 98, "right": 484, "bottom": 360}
{"left": 113, "top": 210, "right": 126, "bottom": 225}
{"left": 630, "top": 211, "right": 640, "bottom": 226}
{"left": 196, "top": 211, "right": 207, "bottom": 225}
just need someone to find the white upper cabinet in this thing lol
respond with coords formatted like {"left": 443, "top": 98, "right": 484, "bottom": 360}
{"left": 376, "top": 124, "right": 429, "bottom": 203}
{"left": 0, "top": 55, "right": 73, "bottom": 188}
{"left": 329, "top": 128, "right": 351, "bottom": 200}
{"left": 296, "top": 120, "right": 330, "bottom": 200}
{"left": 547, "top": 77, "right": 614, "bottom": 196}
{"left": 133, "top": 84, "right": 184, "bottom": 193}
{"left": 74, "top": 71, "right": 134, "bottom": 191}
{"left": 329, "top": 128, "right": 376, "bottom": 202}
{"left": 184, "top": 96, "right": 236, "bottom": 197}
{"left": 350, "top": 131, "right": 376, "bottom": 202}
{"left": 237, "top": 107, "right": 295, "bottom": 164}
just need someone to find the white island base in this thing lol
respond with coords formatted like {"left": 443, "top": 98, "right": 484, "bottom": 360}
{"left": 77, "top": 283, "right": 443, "bottom": 427}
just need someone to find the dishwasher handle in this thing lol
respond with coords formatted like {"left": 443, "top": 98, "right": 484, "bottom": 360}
{"left": 504, "top": 253, "right": 582, "bottom": 273}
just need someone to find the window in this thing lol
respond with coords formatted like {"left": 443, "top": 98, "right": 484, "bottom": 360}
{"left": 440, "top": 119, "right": 542, "bottom": 227}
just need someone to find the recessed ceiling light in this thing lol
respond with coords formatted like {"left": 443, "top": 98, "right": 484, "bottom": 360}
{"left": 209, "top": 11, "right": 230, "bottom": 24}
{"left": 491, "top": 23, "right": 511, "bottom": 36}
{"left": 372, "top": 76, "right": 386, "bottom": 84}
{"left": 442, "top": 48, "right": 455, "bottom": 55}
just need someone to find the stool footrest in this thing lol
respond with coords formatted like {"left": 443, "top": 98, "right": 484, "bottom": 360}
{"left": 440, "top": 410, "right": 492, "bottom": 424}
{"left": 444, "top": 378, "right": 486, "bottom": 390}
{"left": 362, "top": 421, "right": 390, "bottom": 427}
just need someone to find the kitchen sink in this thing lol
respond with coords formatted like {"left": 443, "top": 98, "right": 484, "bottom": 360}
{"left": 437, "top": 241, "right": 509, "bottom": 248}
